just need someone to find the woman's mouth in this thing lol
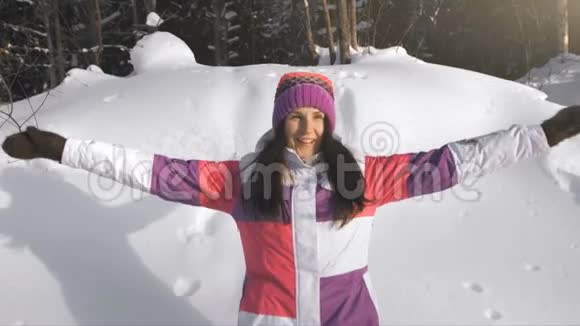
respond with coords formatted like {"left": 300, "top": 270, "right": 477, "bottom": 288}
{"left": 297, "top": 138, "right": 315, "bottom": 145}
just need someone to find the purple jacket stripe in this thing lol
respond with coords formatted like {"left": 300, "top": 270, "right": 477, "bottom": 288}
{"left": 150, "top": 154, "right": 202, "bottom": 206}
{"left": 320, "top": 266, "right": 379, "bottom": 326}
{"left": 406, "top": 145, "right": 458, "bottom": 197}
{"left": 315, "top": 186, "right": 335, "bottom": 222}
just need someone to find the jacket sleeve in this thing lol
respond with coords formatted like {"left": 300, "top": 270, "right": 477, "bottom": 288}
{"left": 363, "top": 124, "right": 551, "bottom": 207}
{"left": 61, "top": 138, "right": 241, "bottom": 215}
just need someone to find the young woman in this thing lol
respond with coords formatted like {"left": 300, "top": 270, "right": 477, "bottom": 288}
{"left": 3, "top": 72, "right": 580, "bottom": 326}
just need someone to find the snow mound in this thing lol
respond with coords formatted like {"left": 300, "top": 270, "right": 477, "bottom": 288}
{"left": 518, "top": 54, "right": 580, "bottom": 200}
{"left": 146, "top": 12, "right": 164, "bottom": 27}
{"left": 316, "top": 45, "right": 418, "bottom": 66}
{"left": 518, "top": 53, "right": 580, "bottom": 106}
{"left": 545, "top": 136, "right": 580, "bottom": 200}
{"left": 130, "top": 32, "right": 196, "bottom": 74}
{"left": 351, "top": 46, "right": 417, "bottom": 64}
{"left": 62, "top": 67, "right": 117, "bottom": 88}
{"left": 86, "top": 65, "right": 103, "bottom": 73}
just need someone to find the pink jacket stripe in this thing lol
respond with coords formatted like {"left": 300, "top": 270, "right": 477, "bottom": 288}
{"left": 364, "top": 145, "right": 457, "bottom": 207}
{"left": 150, "top": 155, "right": 241, "bottom": 214}
{"left": 363, "top": 125, "right": 550, "bottom": 207}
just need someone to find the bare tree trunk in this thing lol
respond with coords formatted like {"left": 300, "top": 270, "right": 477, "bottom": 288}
{"left": 416, "top": 0, "right": 424, "bottom": 17}
{"left": 321, "top": 0, "right": 336, "bottom": 64}
{"left": 336, "top": 0, "right": 351, "bottom": 63}
{"left": 303, "top": 0, "right": 319, "bottom": 64}
{"left": 347, "top": 0, "right": 358, "bottom": 50}
{"left": 131, "top": 0, "right": 139, "bottom": 26}
{"left": 398, "top": 0, "right": 419, "bottom": 47}
{"left": 85, "top": 0, "right": 98, "bottom": 65}
{"left": 511, "top": 1, "right": 531, "bottom": 73}
{"left": 94, "top": 0, "right": 103, "bottom": 65}
{"left": 250, "top": 0, "right": 256, "bottom": 64}
{"left": 557, "top": 0, "right": 569, "bottom": 57}
{"left": 372, "top": 0, "right": 387, "bottom": 47}
{"left": 42, "top": 6, "right": 57, "bottom": 88}
{"left": 44, "top": 18, "right": 57, "bottom": 88}
{"left": 53, "top": 0, "right": 65, "bottom": 82}
{"left": 144, "top": 0, "right": 156, "bottom": 13}
{"left": 431, "top": 0, "right": 442, "bottom": 28}
{"left": 212, "top": 0, "right": 226, "bottom": 65}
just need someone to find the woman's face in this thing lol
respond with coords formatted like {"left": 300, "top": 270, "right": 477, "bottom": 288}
{"left": 284, "top": 107, "right": 325, "bottom": 162}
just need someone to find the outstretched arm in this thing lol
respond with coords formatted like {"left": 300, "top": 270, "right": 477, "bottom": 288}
{"left": 364, "top": 105, "right": 580, "bottom": 207}
{"left": 2, "top": 127, "right": 241, "bottom": 215}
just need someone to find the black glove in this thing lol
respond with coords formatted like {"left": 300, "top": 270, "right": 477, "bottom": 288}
{"left": 1, "top": 126, "right": 66, "bottom": 163}
{"left": 541, "top": 105, "right": 580, "bottom": 147}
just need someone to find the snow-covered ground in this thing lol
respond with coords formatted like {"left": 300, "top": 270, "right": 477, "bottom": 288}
{"left": 1, "top": 31, "right": 580, "bottom": 325}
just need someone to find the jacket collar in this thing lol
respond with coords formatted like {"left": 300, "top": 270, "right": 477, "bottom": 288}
{"left": 254, "top": 129, "right": 340, "bottom": 189}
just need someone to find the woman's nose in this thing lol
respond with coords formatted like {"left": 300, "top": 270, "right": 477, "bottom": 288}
{"left": 300, "top": 117, "right": 314, "bottom": 133}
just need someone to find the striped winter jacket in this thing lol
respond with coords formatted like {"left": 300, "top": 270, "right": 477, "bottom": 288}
{"left": 60, "top": 124, "right": 550, "bottom": 326}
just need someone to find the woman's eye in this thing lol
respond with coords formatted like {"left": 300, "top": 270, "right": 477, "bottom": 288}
{"left": 314, "top": 115, "right": 324, "bottom": 119}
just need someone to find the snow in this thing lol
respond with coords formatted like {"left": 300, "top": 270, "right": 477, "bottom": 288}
{"left": 86, "top": 65, "right": 103, "bottom": 73}
{"left": 173, "top": 277, "right": 201, "bottom": 297}
{"left": 224, "top": 11, "right": 238, "bottom": 20}
{"left": 519, "top": 53, "right": 580, "bottom": 106}
{"left": 146, "top": 12, "right": 164, "bottom": 27}
{"left": 316, "top": 45, "right": 414, "bottom": 66}
{"left": 129, "top": 32, "right": 196, "bottom": 75}
{"left": 519, "top": 54, "right": 580, "bottom": 215}
{"left": 1, "top": 31, "right": 580, "bottom": 325}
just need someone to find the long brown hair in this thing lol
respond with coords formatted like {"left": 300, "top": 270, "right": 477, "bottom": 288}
{"left": 241, "top": 118, "right": 371, "bottom": 228}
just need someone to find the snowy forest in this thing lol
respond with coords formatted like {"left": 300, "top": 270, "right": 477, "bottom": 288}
{"left": 1, "top": 0, "right": 579, "bottom": 103}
